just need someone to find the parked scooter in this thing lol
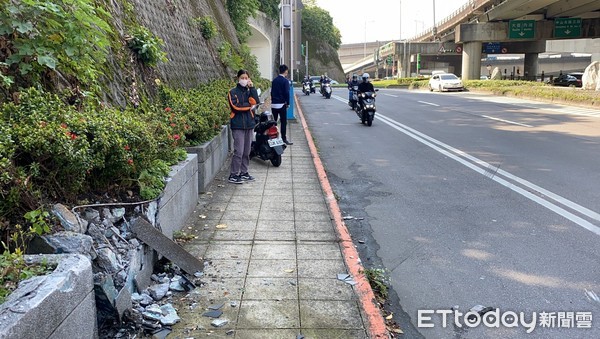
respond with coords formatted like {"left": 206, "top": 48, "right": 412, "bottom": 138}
{"left": 348, "top": 84, "right": 359, "bottom": 110}
{"left": 355, "top": 89, "right": 379, "bottom": 126}
{"left": 249, "top": 104, "right": 286, "bottom": 167}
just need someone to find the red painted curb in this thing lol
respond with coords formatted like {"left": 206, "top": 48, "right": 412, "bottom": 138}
{"left": 294, "top": 95, "right": 389, "bottom": 338}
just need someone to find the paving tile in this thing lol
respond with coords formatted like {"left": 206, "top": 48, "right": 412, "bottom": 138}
{"left": 189, "top": 217, "right": 220, "bottom": 229}
{"left": 221, "top": 209, "right": 260, "bottom": 220}
{"left": 261, "top": 196, "right": 294, "bottom": 204}
{"left": 251, "top": 242, "right": 296, "bottom": 260}
{"left": 233, "top": 329, "right": 301, "bottom": 339}
{"left": 295, "top": 221, "right": 335, "bottom": 232}
{"left": 300, "top": 329, "right": 368, "bottom": 339}
{"left": 297, "top": 260, "right": 348, "bottom": 279}
{"left": 205, "top": 242, "right": 253, "bottom": 260}
{"left": 293, "top": 195, "right": 326, "bottom": 203}
{"left": 237, "top": 300, "right": 300, "bottom": 328}
{"left": 198, "top": 193, "right": 231, "bottom": 203}
{"left": 259, "top": 209, "right": 294, "bottom": 221}
{"left": 243, "top": 277, "right": 298, "bottom": 300}
{"left": 182, "top": 242, "right": 209, "bottom": 259}
{"left": 200, "top": 201, "right": 229, "bottom": 211}
{"left": 225, "top": 201, "right": 262, "bottom": 211}
{"left": 300, "top": 300, "right": 364, "bottom": 329}
{"left": 256, "top": 220, "right": 295, "bottom": 232}
{"left": 233, "top": 187, "right": 265, "bottom": 196}
{"left": 173, "top": 306, "right": 240, "bottom": 334}
{"left": 196, "top": 277, "right": 246, "bottom": 300}
{"left": 254, "top": 230, "right": 296, "bottom": 241}
{"left": 262, "top": 189, "right": 293, "bottom": 197}
{"left": 296, "top": 231, "right": 338, "bottom": 242}
{"left": 294, "top": 211, "right": 332, "bottom": 222}
{"left": 292, "top": 182, "right": 323, "bottom": 191}
{"left": 213, "top": 219, "right": 257, "bottom": 231}
{"left": 229, "top": 195, "right": 262, "bottom": 203}
{"left": 298, "top": 278, "right": 356, "bottom": 300}
{"left": 293, "top": 189, "right": 324, "bottom": 196}
{"left": 202, "top": 259, "right": 249, "bottom": 278}
{"left": 247, "top": 259, "right": 297, "bottom": 278}
{"left": 212, "top": 230, "right": 255, "bottom": 241}
{"left": 294, "top": 202, "right": 330, "bottom": 213}
{"left": 297, "top": 243, "right": 342, "bottom": 260}
{"left": 267, "top": 182, "right": 296, "bottom": 190}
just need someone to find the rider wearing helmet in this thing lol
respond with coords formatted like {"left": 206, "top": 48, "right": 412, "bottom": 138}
{"left": 348, "top": 73, "right": 360, "bottom": 104}
{"left": 358, "top": 73, "right": 374, "bottom": 93}
{"left": 357, "top": 73, "right": 375, "bottom": 108}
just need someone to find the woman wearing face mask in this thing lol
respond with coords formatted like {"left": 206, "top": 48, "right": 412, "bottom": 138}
{"left": 227, "top": 69, "right": 260, "bottom": 184}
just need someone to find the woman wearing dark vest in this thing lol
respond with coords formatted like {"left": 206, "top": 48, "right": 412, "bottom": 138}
{"left": 227, "top": 69, "right": 260, "bottom": 184}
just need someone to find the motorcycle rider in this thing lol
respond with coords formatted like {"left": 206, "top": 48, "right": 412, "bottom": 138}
{"left": 347, "top": 73, "right": 360, "bottom": 105}
{"left": 320, "top": 76, "right": 332, "bottom": 96}
{"left": 357, "top": 73, "right": 375, "bottom": 109}
{"left": 302, "top": 75, "right": 313, "bottom": 93}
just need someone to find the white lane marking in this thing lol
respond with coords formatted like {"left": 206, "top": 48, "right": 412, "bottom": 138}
{"left": 332, "top": 95, "right": 347, "bottom": 103}
{"left": 384, "top": 93, "right": 399, "bottom": 97}
{"left": 464, "top": 94, "right": 600, "bottom": 118}
{"left": 330, "top": 94, "right": 600, "bottom": 224}
{"left": 375, "top": 113, "right": 600, "bottom": 236}
{"left": 418, "top": 101, "right": 440, "bottom": 107}
{"left": 480, "top": 115, "right": 533, "bottom": 128}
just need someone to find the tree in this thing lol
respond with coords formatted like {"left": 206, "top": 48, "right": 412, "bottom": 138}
{"left": 226, "top": 0, "right": 259, "bottom": 42}
{"left": 258, "top": 0, "right": 280, "bottom": 22}
{"left": 301, "top": 6, "right": 341, "bottom": 50}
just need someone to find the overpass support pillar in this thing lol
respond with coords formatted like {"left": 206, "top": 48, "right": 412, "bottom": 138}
{"left": 524, "top": 53, "right": 539, "bottom": 81}
{"left": 461, "top": 41, "right": 482, "bottom": 80}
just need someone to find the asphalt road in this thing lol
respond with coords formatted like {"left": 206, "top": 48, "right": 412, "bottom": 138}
{"left": 296, "top": 87, "right": 600, "bottom": 338}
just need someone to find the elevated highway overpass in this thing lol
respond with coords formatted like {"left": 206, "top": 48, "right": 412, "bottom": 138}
{"left": 342, "top": 0, "right": 600, "bottom": 79}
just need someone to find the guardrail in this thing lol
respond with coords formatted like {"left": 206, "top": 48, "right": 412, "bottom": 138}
{"left": 409, "top": 0, "right": 503, "bottom": 42}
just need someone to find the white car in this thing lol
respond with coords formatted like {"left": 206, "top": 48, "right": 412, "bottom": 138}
{"left": 428, "top": 73, "right": 464, "bottom": 92}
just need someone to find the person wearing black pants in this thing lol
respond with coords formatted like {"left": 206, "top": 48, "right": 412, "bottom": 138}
{"left": 271, "top": 64, "right": 293, "bottom": 145}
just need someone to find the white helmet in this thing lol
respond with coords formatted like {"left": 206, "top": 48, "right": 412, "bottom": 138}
{"left": 362, "top": 73, "right": 370, "bottom": 79}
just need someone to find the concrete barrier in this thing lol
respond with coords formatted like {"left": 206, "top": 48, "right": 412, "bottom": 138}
{"left": 0, "top": 254, "right": 97, "bottom": 339}
{"left": 186, "top": 125, "right": 230, "bottom": 193}
{"left": 157, "top": 153, "right": 199, "bottom": 239}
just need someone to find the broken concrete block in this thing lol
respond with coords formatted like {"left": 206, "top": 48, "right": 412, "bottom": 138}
{"left": 131, "top": 218, "right": 203, "bottom": 274}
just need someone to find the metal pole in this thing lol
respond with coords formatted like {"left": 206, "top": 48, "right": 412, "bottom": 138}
{"left": 363, "top": 20, "right": 366, "bottom": 58}
{"left": 399, "top": 0, "right": 402, "bottom": 40}
{"left": 432, "top": 0, "right": 437, "bottom": 38}
{"left": 305, "top": 40, "right": 308, "bottom": 76}
{"left": 280, "top": 0, "right": 284, "bottom": 66}
{"left": 290, "top": 0, "right": 294, "bottom": 82}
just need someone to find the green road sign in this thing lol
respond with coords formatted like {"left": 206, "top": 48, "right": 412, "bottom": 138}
{"left": 386, "top": 55, "right": 393, "bottom": 65}
{"left": 554, "top": 18, "right": 581, "bottom": 38}
{"left": 509, "top": 20, "right": 535, "bottom": 39}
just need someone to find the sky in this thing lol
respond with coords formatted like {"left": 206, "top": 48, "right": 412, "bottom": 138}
{"left": 313, "top": 0, "right": 470, "bottom": 44}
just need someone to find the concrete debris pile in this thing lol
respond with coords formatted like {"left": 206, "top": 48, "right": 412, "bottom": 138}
{"left": 28, "top": 203, "right": 204, "bottom": 338}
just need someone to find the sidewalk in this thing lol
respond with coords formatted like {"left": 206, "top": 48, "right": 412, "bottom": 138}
{"left": 170, "top": 97, "right": 387, "bottom": 338}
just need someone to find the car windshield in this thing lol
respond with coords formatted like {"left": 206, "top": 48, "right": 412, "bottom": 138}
{"left": 440, "top": 74, "right": 458, "bottom": 80}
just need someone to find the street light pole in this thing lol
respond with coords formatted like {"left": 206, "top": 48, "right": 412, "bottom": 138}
{"left": 399, "top": 0, "right": 402, "bottom": 40}
{"left": 363, "top": 20, "right": 367, "bottom": 58}
{"left": 432, "top": 0, "right": 437, "bottom": 39}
